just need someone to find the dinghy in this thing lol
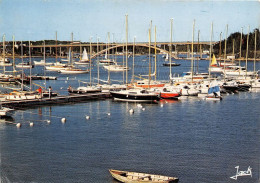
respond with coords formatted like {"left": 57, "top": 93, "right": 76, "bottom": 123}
{"left": 109, "top": 169, "right": 179, "bottom": 183}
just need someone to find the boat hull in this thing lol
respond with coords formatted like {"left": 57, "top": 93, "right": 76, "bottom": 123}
{"left": 109, "top": 169, "right": 178, "bottom": 183}
{"left": 110, "top": 92, "right": 159, "bottom": 103}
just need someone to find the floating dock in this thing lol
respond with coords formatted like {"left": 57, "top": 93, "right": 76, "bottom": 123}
{"left": 1, "top": 92, "right": 111, "bottom": 108}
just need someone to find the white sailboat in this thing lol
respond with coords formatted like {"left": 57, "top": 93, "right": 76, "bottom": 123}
{"left": 74, "top": 47, "right": 89, "bottom": 65}
{"left": 59, "top": 48, "right": 89, "bottom": 74}
{"left": 103, "top": 62, "right": 129, "bottom": 72}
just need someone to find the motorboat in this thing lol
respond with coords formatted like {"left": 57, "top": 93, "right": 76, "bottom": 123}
{"left": 109, "top": 169, "right": 179, "bottom": 183}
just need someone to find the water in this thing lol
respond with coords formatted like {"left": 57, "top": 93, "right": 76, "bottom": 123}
{"left": 0, "top": 56, "right": 259, "bottom": 183}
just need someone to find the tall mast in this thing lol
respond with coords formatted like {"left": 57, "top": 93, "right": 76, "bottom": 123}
{"left": 148, "top": 28, "right": 151, "bottom": 87}
{"left": 219, "top": 32, "right": 222, "bottom": 59}
{"left": 107, "top": 33, "right": 111, "bottom": 85}
{"left": 154, "top": 25, "right": 157, "bottom": 81}
{"left": 21, "top": 41, "right": 24, "bottom": 91}
{"left": 125, "top": 14, "right": 128, "bottom": 85}
{"left": 56, "top": 31, "right": 58, "bottom": 63}
{"left": 209, "top": 22, "right": 213, "bottom": 78}
{"left": 224, "top": 24, "right": 228, "bottom": 75}
{"left": 197, "top": 30, "right": 200, "bottom": 74}
{"left": 170, "top": 18, "right": 173, "bottom": 80}
{"left": 44, "top": 40, "right": 46, "bottom": 90}
{"left": 239, "top": 28, "right": 243, "bottom": 69}
{"left": 90, "top": 37, "right": 92, "bottom": 86}
{"left": 3, "top": 35, "right": 5, "bottom": 74}
{"left": 71, "top": 32, "right": 73, "bottom": 66}
{"left": 97, "top": 37, "right": 100, "bottom": 85}
{"left": 191, "top": 20, "right": 195, "bottom": 82}
{"left": 245, "top": 25, "right": 250, "bottom": 77}
{"left": 29, "top": 41, "right": 32, "bottom": 91}
{"left": 132, "top": 36, "right": 135, "bottom": 83}
{"left": 12, "top": 35, "right": 15, "bottom": 75}
{"left": 254, "top": 29, "right": 257, "bottom": 74}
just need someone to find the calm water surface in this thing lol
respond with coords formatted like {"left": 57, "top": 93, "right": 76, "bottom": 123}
{"left": 0, "top": 56, "right": 259, "bottom": 183}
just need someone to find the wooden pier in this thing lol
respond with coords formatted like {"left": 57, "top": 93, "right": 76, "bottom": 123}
{"left": 1, "top": 92, "right": 111, "bottom": 108}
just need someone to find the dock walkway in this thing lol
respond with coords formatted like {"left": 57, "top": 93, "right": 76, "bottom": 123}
{"left": 2, "top": 92, "right": 111, "bottom": 108}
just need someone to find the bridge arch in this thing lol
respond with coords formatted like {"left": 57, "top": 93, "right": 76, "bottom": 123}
{"left": 91, "top": 44, "right": 177, "bottom": 59}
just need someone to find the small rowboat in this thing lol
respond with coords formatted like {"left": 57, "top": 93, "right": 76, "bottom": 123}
{"left": 109, "top": 169, "right": 179, "bottom": 183}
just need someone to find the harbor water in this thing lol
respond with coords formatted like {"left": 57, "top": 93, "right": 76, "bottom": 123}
{"left": 0, "top": 56, "right": 259, "bottom": 183}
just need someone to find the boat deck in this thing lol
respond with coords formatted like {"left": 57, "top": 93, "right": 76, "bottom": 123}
{"left": 1, "top": 92, "right": 111, "bottom": 108}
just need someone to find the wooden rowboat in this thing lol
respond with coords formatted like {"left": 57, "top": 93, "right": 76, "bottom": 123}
{"left": 109, "top": 169, "right": 179, "bottom": 183}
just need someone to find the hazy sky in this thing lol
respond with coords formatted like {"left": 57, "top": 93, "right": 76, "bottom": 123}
{"left": 0, "top": 0, "right": 259, "bottom": 42}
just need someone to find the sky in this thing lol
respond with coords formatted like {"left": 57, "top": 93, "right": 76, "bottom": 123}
{"left": 0, "top": 0, "right": 259, "bottom": 43}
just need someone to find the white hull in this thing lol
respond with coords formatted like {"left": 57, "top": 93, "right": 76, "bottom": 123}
{"left": 34, "top": 60, "right": 53, "bottom": 66}
{"left": 16, "top": 65, "right": 33, "bottom": 69}
{"left": 45, "top": 66, "right": 68, "bottom": 71}
{"left": 59, "top": 69, "right": 89, "bottom": 74}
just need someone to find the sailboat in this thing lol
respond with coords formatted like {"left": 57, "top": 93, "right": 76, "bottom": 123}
{"left": 103, "top": 62, "right": 129, "bottom": 72}
{"left": 74, "top": 47, "right": 90, "bottom": 65}
{"left": 34, "top": 41, "right": 53, "bottom": 66}
{"left": 205, "top": 81, "right": 222, "bottom": 100}
{"left": 208, "top": 54, "right": 223, "bottom": 73}
{"left": 59, "top": 48, "right": 89, "bottom": 74}
{"left": 163, "top": 53, "right": 180, "bottom": 67}
{"left": 99, "top": 48, "right": 115, "bottom": 65}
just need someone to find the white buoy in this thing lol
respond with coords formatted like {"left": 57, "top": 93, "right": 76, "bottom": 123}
{"left": 107, "top": 112, "right": 111, "bottom": 116}
{"left": 29, "top": 122, "right": 34, "bottom": 127}
{"left": 86, "top": 115, "right": 90, "bottom": 120}
{"left": 46, "top": 120, "right": 51, "bottom": 124}
{"left": 61, "top": 118, "right": 66, "bottom": 123}
{"left": 160, "top": 104, "right": 164, "bottom": 107}
{"left": 16, "top": 123, "right": 21, "bottom": 128}
{"left": 60, "top": 87, "right": 63, "bottom": 90}
{"left": 142, "top": 108, "right": 145, "bottom": 111}
{"left": 65, "top": 81, "right": 67, "bottom": 83}
{"left": 129, "top": 109, "right": 134, "bottom": 114}
{"left": 67, "top": 77, "right": 69, "bottom": 80}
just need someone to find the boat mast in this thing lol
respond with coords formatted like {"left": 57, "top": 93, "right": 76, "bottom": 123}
{"left": 21, "top": 41, "right": 24, "bottom": 91}
{"left": 56, "top": 31, "right": 58, "bottom": 64}
{"left": 71, "top": 32, "right": 73, "bottom": 66}
{"left": 12, "top": 35, "right": 15, "bottom": 75}
{"left": 197, "top": 30, "right": 200, "bottom": 74}
{"left": 219, "top": 32, "right": 222, "bottom": 59}
{"left": 224, "top": 24, "right": 228, "bottom": 76}
{"left": 170, "top": 18, "right": 173, "bottom": 80}
{"left": 125, "top": 14, "right": 128, "bottom": 85}
{"left": 245, "top": 25, "right": 250, "bottom": 77}
{"left": 44, "top": 40, "right": 47, "bottom": 90}
{"left": 29, "top": 40, "right": 32, "bottom": 91}
{"left": 90, "top": 37, "right": 92, "bottom": 86}
{"left": 154, "top": 25, "right": 157, "bottom": 81}
{"left": 254, "top": 29, "right": 257, "bottom": 75}
{"left": 97, "top": 37, "right": 100, "bottom": 85}
{"left": 191, "top": 20, "right": 195, "bottom": 82}
{"left": 131, "top": 36, "right": 135, "bottom": 83}
{"left": 209, "top": 22, "right": 213, "bottom": 78}
{"left": 148, "top": 28, "right": 151, "bottom": 87}
{"left": 3, "top": 34, "right": 6, "bottom": 74}
{"left": 107, "top": 33, "right": 111, "bottom": 85}
{"left": 232, "top": 39, "right": 235, "bottom": 63}
{"left": 239, "top": 28, "right": 243, "bottom": 71}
